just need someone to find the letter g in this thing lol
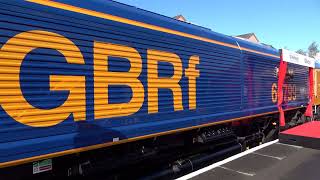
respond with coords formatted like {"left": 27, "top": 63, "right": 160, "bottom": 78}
{"left": 0, "top": 30, "right": 86, "bottom": 127}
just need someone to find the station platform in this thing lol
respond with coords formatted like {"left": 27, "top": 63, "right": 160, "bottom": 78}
{"left": 279, "top": 121, "right": 320, "bottom": 149}
{"left": 178, "top": 140, "right": 320, "bottom": 180}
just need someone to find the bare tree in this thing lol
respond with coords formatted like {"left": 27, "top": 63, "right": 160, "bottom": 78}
{"left": 308, "top": 42, "right": 319, "bottom": 58}
{"left": 296, "top": 49, "right": 307, "bottom": 55}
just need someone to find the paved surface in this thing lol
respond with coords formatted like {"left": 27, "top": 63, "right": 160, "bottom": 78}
{"left": 191, "top": 143, "right": 320, "bottom": 180}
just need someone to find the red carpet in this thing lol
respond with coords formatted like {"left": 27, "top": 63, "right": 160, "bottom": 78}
{"left": 281, "top": 121, "right": 320, "bottom": 138}
{"left": 280, "top": 121, "right": 320, "bottom": 149}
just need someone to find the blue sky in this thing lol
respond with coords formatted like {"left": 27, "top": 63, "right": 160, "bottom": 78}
{"left": 114, "top": 0, "right": 320, "bottom": 51}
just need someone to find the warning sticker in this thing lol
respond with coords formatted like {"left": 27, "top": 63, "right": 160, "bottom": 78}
{"left": 33, "top": 159, "right": 52, "bottom": 174}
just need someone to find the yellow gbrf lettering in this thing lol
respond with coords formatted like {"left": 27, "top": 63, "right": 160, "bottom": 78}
{"left": 185, "top": 55, "right": 200, "bottom": 109}
{"left": 93, "top": 42, "right": 144, "bottom": 119}
{"left": 0, "top": 30, "right": 86, "bottom": 127}
{"left": 147, "top": 49, "right": 183, "bottom": 113}
{"left": 292, "top": 85, "right": 296, "bottom": 100}
{"left": 271, "top": 83, "right": 277, "bottom": 103}
{"left": 288, "top": 85, "right": 292, "bottom": 101}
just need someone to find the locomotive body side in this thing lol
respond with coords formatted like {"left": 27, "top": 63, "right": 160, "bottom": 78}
{"left": 0, "top": 0, "right": 309, "bottom": 176}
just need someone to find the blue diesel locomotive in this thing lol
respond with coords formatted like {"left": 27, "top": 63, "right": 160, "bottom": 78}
{"left": 0, "top": 0, "right": 312, "bottom": 178}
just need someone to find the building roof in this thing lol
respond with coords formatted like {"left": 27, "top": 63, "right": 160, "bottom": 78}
{"left": 173, "top": 14, "right": 187, "bottom": 22}
{"left": 236, "top": 33, "right": 260, "bottom": 43}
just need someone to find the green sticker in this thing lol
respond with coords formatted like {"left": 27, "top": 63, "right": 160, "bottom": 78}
{"left": 33, "top": 159, "right": 52, "bottom": 174}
